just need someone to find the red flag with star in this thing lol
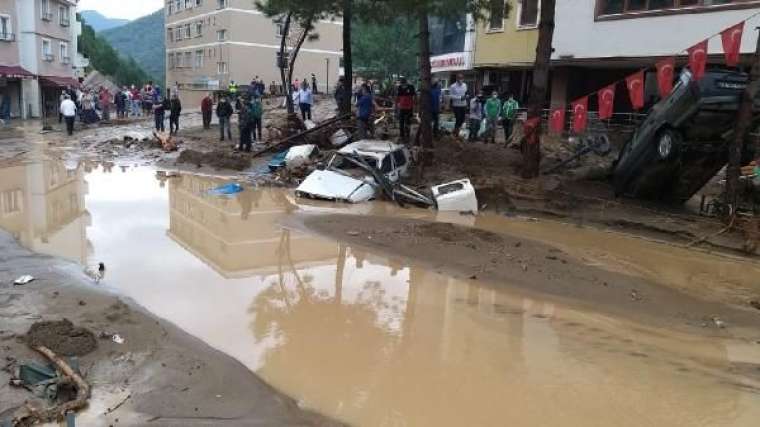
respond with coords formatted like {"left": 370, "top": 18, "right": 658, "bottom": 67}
{"left": 597, "top": 83, "right": 616, "bottom": 120}
{"left": 688, "top": 39, "right": 708, "bottom": 80}
{"left": 656, "top": 57, "right": 676, "bottom": 98}
{"left": 721, "top": 22, "right": 744, "bottom": 67}
{"left": 571, "top": 97, "right": 588, "bottom": 133}
{"left": 626, "top": 71, "right": 645, "bottom": 110}
{"left": 549, "top": 107, "right": 565, "bottom": 134}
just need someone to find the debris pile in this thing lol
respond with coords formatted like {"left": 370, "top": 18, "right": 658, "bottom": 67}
{"left": 177, "top": 149, "right": 251, "bottom": 171}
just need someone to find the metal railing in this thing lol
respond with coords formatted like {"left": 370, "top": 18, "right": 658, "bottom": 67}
{"left": 43, "top": 53, "right": 54, "bottom": 62}
{"left": 60, "top": 17, "right": 70, "bottom": 27}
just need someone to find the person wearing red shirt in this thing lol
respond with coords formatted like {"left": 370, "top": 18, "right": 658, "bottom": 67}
{"left": 396, "top": 76, "right": 415, "bottom": 142}
{"left": 201, "top": 93, "right": 214, "bottom": 129}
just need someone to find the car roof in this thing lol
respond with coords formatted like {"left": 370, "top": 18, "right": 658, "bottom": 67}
{"left": 338, "top": 140, "right": 404, "bottom": 155}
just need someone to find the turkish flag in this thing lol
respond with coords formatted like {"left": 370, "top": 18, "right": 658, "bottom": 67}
{"left": 597, "top": 83, "right": 616, "bottom": 120}
{"left": 571, "top": 97, "right": 588, "bottom": 133}
{"left": 656, "top": 57, "right": 676, "bottom": 98}
{"left": 549, "top": 107, "right": 565, "bottom": 133}
{"left": 625, "top": 71, "right": 645, "bottom": 110}
{"left": 721, "top": 22, "right": 744, "bottom": 67}
{"left": 688, "top": 39, "right": 708, "bottom": 80}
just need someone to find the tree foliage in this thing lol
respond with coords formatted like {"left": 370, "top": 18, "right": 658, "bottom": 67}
{"left": 353, "top": 17, "right": 419, "bottom": 83}
{"left": 101, "top": 10, "right": 165, "bottom": 86}
{"left": 78, "top": 20, "right": 152, "bottom": 86}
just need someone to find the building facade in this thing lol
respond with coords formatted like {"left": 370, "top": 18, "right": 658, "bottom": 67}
{"left": 0, "top": 0, "right": 81, "bottom": 120}
{"left": 165, "top": 0, "right": 342, "bottom": 107}
{"left": 429, "top": 14, "right": 477, "bottom": 90}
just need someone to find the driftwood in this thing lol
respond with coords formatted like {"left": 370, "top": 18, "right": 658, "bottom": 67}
{"left": 251, "top": 114, "right": 352, "bottom": 158}
{"left": 12, "top": 345, "right": 90, "bottom": 426}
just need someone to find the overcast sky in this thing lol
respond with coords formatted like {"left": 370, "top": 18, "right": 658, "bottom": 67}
{"left": 78, "top": 0, "right": 164, "bottom": 20}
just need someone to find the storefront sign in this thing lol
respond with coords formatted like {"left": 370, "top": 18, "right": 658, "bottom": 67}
{"left": 431, "top": 52, "right": 471, "bottom": 73}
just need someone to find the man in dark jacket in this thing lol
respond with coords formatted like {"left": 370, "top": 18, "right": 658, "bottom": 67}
{"left": 216, "top": 96, "right": 233, "bottom": 141}
{"left": 169, "top": 93, "right": 182, "bottom": 135}
{"left": 154, "top": 96, "right": 169, "bottom": 132}
{"left": 238, "top": 94, "right": 252, "bottom": 152}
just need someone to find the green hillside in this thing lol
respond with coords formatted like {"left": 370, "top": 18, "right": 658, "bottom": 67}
{"left": 101, "top": 9, "right": 165, "bottom": 86}
{"left": 79, "top": 19, "right": 151, "bottom": 86}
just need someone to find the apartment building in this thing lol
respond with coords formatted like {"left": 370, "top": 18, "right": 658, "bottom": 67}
{"left": 550, "top": 0, "right": 760, "bottom": 109}
{"left": 429, "top": 14, "right": 477, "bottom": 89}
{"left": 0, "top": 0, "right": 81, "bottom": 120}
{"left": 165, "top": 0, "right": 342, "bottom": 106}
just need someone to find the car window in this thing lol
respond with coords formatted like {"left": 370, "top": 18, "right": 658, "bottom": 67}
{"left": 381, "top": 155, "right": 393, "bottom": 173}
{"left": 392, "top": 150, "right": 407, "bottom": 168}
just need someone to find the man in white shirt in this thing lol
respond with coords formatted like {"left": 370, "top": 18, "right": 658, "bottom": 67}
{"left": 59, "top": 94, "right": 77, "bottom": 136}
{"left": 449, "top": 73, "right": 468, "bottom": 137}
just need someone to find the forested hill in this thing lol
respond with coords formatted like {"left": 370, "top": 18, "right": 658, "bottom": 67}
{"left": 79, "top": 20, "right": 151, "bottom": 86}
{"left": 102, "top": 9, "right": 166, "bottom": 86}
{"left": 79, "top": 10, "right": 129, "bottom": 32}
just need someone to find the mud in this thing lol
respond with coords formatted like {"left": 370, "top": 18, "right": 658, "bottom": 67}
{"left": 177, "top": 148, "right": 252, "bottom": 171}
{"left": 25, "top": 319, "right": 97, "bottom": 356}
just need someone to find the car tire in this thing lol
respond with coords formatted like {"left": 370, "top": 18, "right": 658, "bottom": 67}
{"left": 656, "top": 129, "right": 680, "bottom": 161}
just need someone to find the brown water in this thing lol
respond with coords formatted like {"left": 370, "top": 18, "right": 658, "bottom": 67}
{"left": 2, "top": 161, "right": 760, "bottom": 426}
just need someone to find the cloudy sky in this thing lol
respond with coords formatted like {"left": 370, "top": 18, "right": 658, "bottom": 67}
{"left": 78, "top": 0, "right": 164, "bottom": 20}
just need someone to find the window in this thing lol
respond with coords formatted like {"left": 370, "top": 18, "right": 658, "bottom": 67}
{"left": 59, "top": 41, "right": 69, "bottom": 64}
{"left": 175, "top": 27, "right": 182, "bottom": 40}
{"left": 216, "top": 29, "right": 227, "bottom": 41}
{"left": 167, "top": 28, "right": 173, "bottom": 42}
{"left": 185, "top": 0, "right": 192, "bottom": 8}
{"left": 196, "top": 0, "right": 202, "bottom": 6}
{"left": 217, "top": 0, "right": 228, "bottom": 9}
{"left": 276, "top": 23, "right": 288, "bottom": 37}
{"left": 489, "top": 0, "right": 505, "bottom": 31}
{"left": 42, "top": 39, "right": 53, "bottom": 61}
{"left": 167, "top": 0, "right": 174, "bottom": 15}
{"left": 1, "top": 190, "right": 22, "bottom": 216}
{"left": 597, "top": 0, "right": 752, "bottom": 16}
{"left": 41, "top": 0, "right": 53, "bottom": 21}
{"left": 59, "top": 5, "right": 70, "bottom": 26}
{"left": 217, "top": 61, "right": 228, "bottom": 74}
{"left": 518, "top": 0, "right": 540, "bottom": 27}
{"left": 195, "top": 50, "right": 204, "bottom": 68}
{"left": 195, "top": 21, "right": 203, "bottom": 37}
{"left": 276, "top": 51, "right": 289, "bottom": 68}
{"left": 184, "top": 23, "right": 191, "bottom": 38}
{"left": 168, "top": 53, "right": 174, "bottom": 69}
{"left": 392, "top": 150, "right": 407, "bottom": 168}
{"left": 184, "top": 51, "right": 192, "bottom": 68}
{"left": 175, "top": 0, "right": 182, "bottom": 11}
{"left": 0, "top": 14, "right": 13, "bottom": 41}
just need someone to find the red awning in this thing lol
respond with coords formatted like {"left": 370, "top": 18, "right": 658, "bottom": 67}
{"left": 39, "top": 75, "right": 81, "bottom": 88}
{"left": 0, "top": 65, "right": 34, "bottom": 79}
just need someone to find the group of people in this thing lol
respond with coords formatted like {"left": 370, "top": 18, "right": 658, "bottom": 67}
{"left": 200, "top": 89, "right": 265, "bottom": 152}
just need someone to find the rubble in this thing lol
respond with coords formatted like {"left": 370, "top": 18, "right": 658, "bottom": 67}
{"left": 177, "top": 149, "right": 251, "bottom": 171}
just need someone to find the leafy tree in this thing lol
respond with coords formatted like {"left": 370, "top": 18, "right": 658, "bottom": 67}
{"left": 353, "top": 17, "right": 419, "bottom": 83}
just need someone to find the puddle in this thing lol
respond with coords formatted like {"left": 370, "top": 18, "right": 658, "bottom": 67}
{"left": 1, "top": 161, "right": 760, "bottom": 426}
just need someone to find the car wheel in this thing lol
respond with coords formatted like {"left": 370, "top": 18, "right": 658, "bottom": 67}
{"left": 656, "top": 129, "right": 680, "bottom": 160}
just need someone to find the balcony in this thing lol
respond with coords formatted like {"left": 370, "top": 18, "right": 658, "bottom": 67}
{"left": 43, "top": 53, "right": 54, "bottom": 62}
{"left": 0, "top": 33, "right": 15, "bottom": 42}
{"left": 41, "top": 11, "right": 54, "bottom": 21}
{"left": 60, "top": 17, "right": 70, "bottom": 27}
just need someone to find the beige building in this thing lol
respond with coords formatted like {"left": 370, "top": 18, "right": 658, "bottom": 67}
{"left": 165, "top": 0, "right": 342, "bottom": 107}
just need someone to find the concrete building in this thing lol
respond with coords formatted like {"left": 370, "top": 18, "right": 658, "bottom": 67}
{"left": 429, "top": 14, "right": 477, "bottom": 90}
{"left": 473, "top": 0, "right": 539, "bottom": 102}
{"left": 0, "top": 0, "right": 81, "bottom": 120}
{"left": 164, "top": 0, "right": 342, "bottom": 107}
{"left": 551, "top": 0, "right": 760, "bottom": 110}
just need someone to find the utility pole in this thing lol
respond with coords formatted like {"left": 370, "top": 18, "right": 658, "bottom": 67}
{"left": 326, "top": 57, "right": 330, "bottom": 96}
{"left": 726, "top": 27, "right": 760, "bottom": 218}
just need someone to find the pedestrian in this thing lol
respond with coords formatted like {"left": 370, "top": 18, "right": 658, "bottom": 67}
{"left": 201, "top": 92, "right": 213, "bottom": 129}
{"left": 82, "top": 90, "right": 97, "bottom": 124}
{"left": 59, "top": 94, "right": 77, "bottom": 136}
{"left": 99, "top": 87, "right": 111, "bottom": 121}
{"left": 430, "top": 78, "right": 442, "bottom": 139}
{"left": 130, "top": 85, "right": 141, "bottom": 117}
{"left": 298, "top": 80, "right": 313, "bottom": 121}
{"left": 468, "top": 91, "right": 483, "bottom": 142}
{"left": 216, "top": 96, "right": 233, "bottom": 141}
{"left": 228, "top": 80, "right": 238, "bottom": 103}
{"left": 238, "top": 95, "right": 252, "bottom": 152}
{"left": 484, "top": 91, "right": 502, "bottom": 144}
{"left": 311, "top": 73, "right": 318, "bottom": 94}
{"left": 258, "top": 78, "right": 266, "bottom": 96}
{"left": 59, "top": 90, "right": 66, "bottom": 123}
{"left": 250, "top": 94, "right": 263, "bottom": 142}
{"left": 270, "top": 81, "right": 278, "bottom": 96}
{"left": 501, "top": 93, "right": 519, "bottom": 144}
{"left": 450, "top": 73, "right": 468, "bottom": 137}
{"left": 334, "top": 76, "right": 347, "bottom": 111}
{"left": 356, "top": 84, "right": 374, "bottom": 140}
{"left": 115, "top": 87, "right": 126, "bottom": 118}
{"left": 153, "top": 95, "right": 168, "bottom": 132}
{"left": 169, "top": 93, "right": 182, "bottom": 135}
{"left": 396, "top": 76, "right": 415, "bottom": 142}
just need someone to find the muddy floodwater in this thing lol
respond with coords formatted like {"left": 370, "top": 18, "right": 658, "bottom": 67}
{"left": 2, "top": 161, "right": 760, "bottom": 426}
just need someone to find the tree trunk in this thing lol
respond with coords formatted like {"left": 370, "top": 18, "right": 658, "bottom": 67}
{"left": 278, "top": 14, "right": 294, "bottom": 114}
{"left": 287, "top": 18, "right": 313, "bottom": 109}
{"left": 522, "top": 0, "right": 556, "bottom": 178}
{"left": 417, "top": 11, "right": 434, "bottom": 165}
{"left": 341, "top": 0, "right": 353, "bottom": 115}
{"left": 726, "top": 29, "right": 760, "bottom": 217}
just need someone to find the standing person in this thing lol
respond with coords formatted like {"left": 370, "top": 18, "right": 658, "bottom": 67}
{"left": 449, "top": 73, "right": 468, "bottom": 137}
{"left": 59, "top": 94, "right": 77, "bottom": 136}
{"left": 81, "top": 91, "right": 95, "bottom": 124}
{"left": 130, "top": 85, "right": 141, "bottom": 117}
{"left": 269, "top": 81, "right": 278, "bottom": 97}
{"left": 468, "top": 91, "right": 483, "bottom": 142}
{"left": 99, "top": 87, "right": 111, "bottom": 121}
{"left": 59, "top": 90, "right": 67, "bottom": 123}
{"left": 484, "top": 91, "right": 502, "bottom": 144}
{"left": 142, "top": 86, "right": 153, "bottom": 117}
{"left": 115, "top": 87, "right": 126, "bottom": 118}
{"left": 228, "top": 80, "right": 238, "bottom": 103}
{"left": 501, "top": 93, "right": 519, "bottom": 144}
{"left": 258, "top": 78, "right": 266, "bottom": 96}
{"left": 334, "top": 77, "right": 346, "bottom": 111}
{"left": 153, "top": 95, "right": 168, "bottom": 132}
{"left": 201, "top": 93, "right": 213, "bottom": 129}
{"left": 298, "top": 81, "right": 313, "bottom": 121}
{"left": 216, "top": 96, "right": 233, "bottom": 141}
{"left": 169, "top": 93, "right": 182, "bottom": 135}
{"left": 430, "top": 78, "right": 442, "bottom": 139}
{"left": 250, "top": 95, "right": 263, "bottom": 142}
{"left": 311, "top": 73, "right": 318, "bottom": 94}
{"left": 356, "top": 84, "right": 374, "bottom": 139}
{"left": 238, "top": 95, "right": 252, "bottom": 152}
{"left": 396, "top": 76, "right": 415, "bottom": 142}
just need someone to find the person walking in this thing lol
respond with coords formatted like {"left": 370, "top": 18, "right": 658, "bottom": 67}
{"left": 430, "top": 78, "right": 442, "bottom": 139}
{"left": 449, "top": 74, "right": 468, "bottom": 138}
{"left": 216, "top": 96, "right": 233, "bottom": 141}
{"left": 356, "top": 84, "right": 374, "bottom": 139}
{"left": 130, "top": 86, "right": 141, "bottom": 117}
{"left": 153, "top": 95, "right": 168, "bottom": 132}
{"left": 59, "top": 90, "right": 67, "bottom": 123}
{"left": 115, "top": 87, "right": 125, "bottom": 119}
{"left": 311, "top": 73, "right": 318, "bottom": 94}
{"left": 238, "top": 95, "right": 252, "bottom": 152}
{"left": 298, "top": 81, "right": 313, "bottom": 121}
{"left": 250, "top": 95, "right": 263, "bottom": 142}
{"left": 468, "top": 91, "right": 483, "bottom": 142}
{"left": 484, "top": 91, "right": 502, "bottom": 144}
{"left": 201, "top": 93, "right": 213, "bottom": 129}
{"left": 99, "top": 87, "right": 111, "bottom": 121}
{"left": 169, "top": 93, "right": 182, "bottom": 135}
{"left": 501, "top": 93, "right": 519, "bottom": 144}
{"left": 59, "top": 94, "right": 77, "bottom": 136}
{"left": 396, "top": 76, "right": 415, "bottom": 142}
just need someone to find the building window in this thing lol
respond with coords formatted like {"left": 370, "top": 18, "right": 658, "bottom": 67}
{"left": 167, "top": 27, "right": 173, "bottom": 42}
{"left": 185, "top": 0, "right": 192, "bottom": 8}
{"left": 217, "top": 29, "right": 227, "bottom": 41}
{"left": 196, "top": 0, "right": 202, "bottom": 5}
{"left": 518, "top": 0, "right": 540, "bottom": 27}
{"left": 184, "top": 23, "right": 191, "bottom": 38}
{"left": 195, "top": 21, "right": 203, "bottom": 37}
{"left": 217, "top": 0, "right": 228, "bottom": 9}
{"left": 60, "top": 42, "right": 69, "bottom": 64}
{"left": 42, "top": 39, "right": 53, "bottom": 61}
{"left": 0, "top": 14, "right": 14, "bottom": 41}
{"left": 597, "top": 0, "right": 755, "bottom": 16}
{"left": 40, "top": 0, "right": 53, "bottom": 21}
{"left": 195, "top": 50, "right": 204, "bottom": 68}
{"left": 175, "top": 0, "right": 182, "bottom": 11}
{"left": 184, "top": 51, "right": 192, "bottom": 68}
{"left": 168, "top": 53, "right": 174, "bottom": 69}
{"left": 217, "top": 61, "right": 228, "bottom": 74}
{"left": 276, "top": 22, "right": 288, "bottom": 37}
{"left": 59, "top": 5, "right": 70, "bottom": 26}
{"left": 167, "top": 0, "right": 174, "bottom": 15}
{"left": 488, "top": 0, "right": 505, "bottom": 31}
{"left": 1, "top": 190, "right": 22, "bottom": 216}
